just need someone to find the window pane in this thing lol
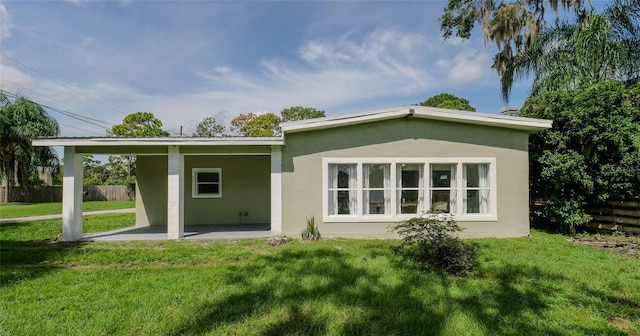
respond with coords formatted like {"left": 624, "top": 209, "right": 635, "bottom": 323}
{"left": 465, "top": 164, "right": 480, "bottom": 187}
{"left": 197, "top": 172, "right": 219, "bottom": 183}
{"left": 399, "top": 190, "right": 419, "bottom": 214}
{"left": 432, "top": 164, "right": 454, "bottom": 188}
{"left": 365, "top": 164, "right": 388, "bottom": 188}
{"left": 198, "top": 183, "right": 219, "bottom": 195}
{"left": 367, "top": 190, "right": 386, "bottom": 214}
{"left": 465, "top": 190, "right": 480, "bottom": 213}
{"left": 336, "top": 164, "right": 354, "bottom": 188}
{"left": 337, "top": 190, "right": 352, "bottom": 214}
{"left": 431, "top": 190, "right": 455, "bottom": 213}
{"left": 400, "top": 164, "right": 420, "bottom": 188}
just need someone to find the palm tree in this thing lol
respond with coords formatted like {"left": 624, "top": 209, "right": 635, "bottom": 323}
{"left": 501, "top": 0, "right": 640, "bottom": 102}
{"left": 0, "top": 93, "right": 60, "bottom": 202}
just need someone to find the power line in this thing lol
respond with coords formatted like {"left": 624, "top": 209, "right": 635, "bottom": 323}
{"left": 1, "top": 89, "right": 111, "bottom": 130}
{"left": 1, "top": 52, "right": 129, "bottom": 117}
{"left": 1, "top": 79, "right": 116, "bottom": 127}
{"left": 58, "top": 122, "right": 104, "bottom": 136}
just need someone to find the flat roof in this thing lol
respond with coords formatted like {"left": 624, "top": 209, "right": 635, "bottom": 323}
{"left": 33, "top": 137, "right": 284, "bottom": 147}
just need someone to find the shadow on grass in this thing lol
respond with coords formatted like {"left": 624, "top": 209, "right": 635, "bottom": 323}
{"left": 170, "top": 245, "right": 622, "bottom": 335}
{"left": 174, "top": 248, "right": 444, "bottom": 335}
{"left": 0, "top": 240, "right": 86, "bottom": 287}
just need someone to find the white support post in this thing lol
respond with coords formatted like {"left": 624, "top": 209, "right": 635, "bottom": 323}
{"left": 62, "top": 146, "right": 83, "bottom": 241}
{"left": 167, "top": 146, "right": 184, "bottom": 239}
{"left": 270, "top": 145, "right": 283, "bottom": 235}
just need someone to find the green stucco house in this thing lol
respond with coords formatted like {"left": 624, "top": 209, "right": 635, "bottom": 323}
{"left": 34, "top": 106, "right": 552, "bottom": 241}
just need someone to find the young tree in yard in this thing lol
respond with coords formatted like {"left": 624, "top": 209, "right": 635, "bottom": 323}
{"left": 193, "top": 117, "right": 225, "bottom": 137}
{"left": 0, "top": 93, "right": 59, "bottom": 201}
{"left": 520, "top": 80, "right": 640, "bottom": 233}
{"left": 107, "top": 112, "right": 170, "bottom": 137}
{"left": 280, "top": 106, "right": 325, "bottom": 122}
{"left": 419, "top": 93, "right": 476, "bottom": 111}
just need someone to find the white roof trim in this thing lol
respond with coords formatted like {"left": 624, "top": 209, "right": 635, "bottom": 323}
{"left": 280, "top": 106, "right": 552, "bottom": 133}
{"left": 33, "top": 137, "right": 284, "bottom": 147}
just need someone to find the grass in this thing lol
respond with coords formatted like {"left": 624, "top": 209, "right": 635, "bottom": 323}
{"left": 1, "top": 218, "right": 639, "bottom": 335}
{"left": 0, "top": 201, "right": 135, "bottom": 219}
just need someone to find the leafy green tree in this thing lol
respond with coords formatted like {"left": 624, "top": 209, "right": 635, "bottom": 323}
{"left": 419, "top": 93, "right": 476, "bottom": 111}
{"left": 193, "top": 116, "right": 225, "bottom": 137}
{"left": 0, "top": 93, "right": 59, "bottom": 201}
{"left": 440, "top": 0, "right": 587, "bottom": 88}
{"left": 520, "top": 80, "right": 640, "bottom": 233}
{"left": 243, "top": 113, "right": 281, "bottom": 137}
{"left": 229, "top": 112, "right": 257, "bottom": 136}
{"left": 230, "top": 112, "right": 281, "bottom": 137}
{"left": 83, "top": 155, "right": 109, "bottom": 186}
{"left": 107, "top": 112, "right": 170, "bottom": 137}
{"left": 105, "top": 112, "right": 168, "bottom": 185}
{"left": 280, "top": 106, "right": 325, "bottom": 122}
{"left": 502, "top": 1, "right": 640, "bottom": 101}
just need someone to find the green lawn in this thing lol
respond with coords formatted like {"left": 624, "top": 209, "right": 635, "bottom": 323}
{"left": 0, "top": 201, "right": 135, "bottom": 219}
{"left": 1, "top": 218, "right": 638, "bottom": 335}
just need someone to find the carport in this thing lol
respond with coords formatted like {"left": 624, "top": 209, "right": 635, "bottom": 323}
{"left": 32, "top": 137, "right": 284, "bottom": 241}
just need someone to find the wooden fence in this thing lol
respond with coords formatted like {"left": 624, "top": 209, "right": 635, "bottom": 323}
{"left": 0, "top": 185, "right": 133, "bottom": 203}
{"left": 587, "top": 199, "right": 640, "bottom": 234}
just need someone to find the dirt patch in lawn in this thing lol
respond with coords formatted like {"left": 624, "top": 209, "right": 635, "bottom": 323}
{"left": 609, "top": 316, "right": 637, "bottom": 335}
{"left": 571, "top": 236, "right": 640, "bottom": 259}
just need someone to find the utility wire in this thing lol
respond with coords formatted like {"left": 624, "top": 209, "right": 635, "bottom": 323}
{"left": 1, "top": 79, "right": 116, "bottom": 127}
{"left": 1, "top": 89, "right": 111, "bottom": 130}
{"left": 1, "top": 52, "right": 129, "bottom": 117}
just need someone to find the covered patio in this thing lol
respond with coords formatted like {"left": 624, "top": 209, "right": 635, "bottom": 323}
{"left": 33, "top": 137, "right": 284, "bottom": 241}
{"left": 82, "top": 223, "right": 272, "bottom": 241}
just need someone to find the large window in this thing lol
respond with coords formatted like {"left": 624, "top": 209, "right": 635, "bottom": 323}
{"left": 192, "top": 168, "right": 222, "bottom": 198}
{"left": 323, "top": 158, "right": 496, "bottom": 222}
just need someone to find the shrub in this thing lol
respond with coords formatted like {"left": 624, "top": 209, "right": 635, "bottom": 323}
{"left": 301, "top": 216, "right": 321, "bottom": 241}
{"left": 391, "top": 212, "right": 478, "bottom": 276}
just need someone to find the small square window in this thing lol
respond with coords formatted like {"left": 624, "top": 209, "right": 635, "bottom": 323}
{"left": 193, "top": 168, "right": 221, "bottom": 198}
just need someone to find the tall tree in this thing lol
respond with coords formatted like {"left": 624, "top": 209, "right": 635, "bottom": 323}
{"left": 193, "top": 116, "right": 225, "bottom": 137}
{"left": 502, "top": 1, "right": 640, "bottom": 100}
{"left": 440, "top": 0, "right": 588, "bottom": 100}
{"left": 0, "top": 93, "right": 59, "bottom": 201}
{"left": 242, "top": 113, "right": 281, "bottom": 137}
{"left": 419, "top": 93, "right": 476, "bottom": 111}
{"left": 229, "top": 112, "right": 257, "bottom": 136}
{"left": 280, "top": 106, "right": 326, "bottom": 122}
{"left": 107, "top": 112, "right": 170, "bottom": 137}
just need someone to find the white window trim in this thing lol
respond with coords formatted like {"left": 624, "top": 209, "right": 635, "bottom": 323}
{"left": 322, "top": 158, "right": 497, "bottom": 223}
{"left": 192, "top": 168, "right": 222, "bottom": 198}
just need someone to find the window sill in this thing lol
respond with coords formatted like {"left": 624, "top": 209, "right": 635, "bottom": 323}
{"left": 323, "top": 214, "right": 497, "bottom": 223}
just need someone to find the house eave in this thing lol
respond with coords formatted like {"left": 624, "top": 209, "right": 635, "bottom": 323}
{"left": 280, "top": 106, "right": 552, "bottom": 133}
{"left": 33, "top": 137, "right": 285, "bottom": 147}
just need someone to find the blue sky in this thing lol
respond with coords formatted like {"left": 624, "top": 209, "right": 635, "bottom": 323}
{"left": 2, "top": 0, "right": 548, "bottom": 137}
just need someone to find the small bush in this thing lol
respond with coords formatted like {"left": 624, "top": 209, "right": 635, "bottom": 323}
{"left": 301, "top": 216, "right": 321, "bottom": 241}
{"left": 391, "top": 212, "right": 478, "bottom": 276}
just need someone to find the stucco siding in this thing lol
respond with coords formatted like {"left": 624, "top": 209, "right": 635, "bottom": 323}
{"left": 183, "top": 155, "right": 270, "bottom": 225}
{"left": 281, "top": 117, "right": 531, "bottom": 238}
{"left": 136, "top": 155, "right": 168, "bottom": 226}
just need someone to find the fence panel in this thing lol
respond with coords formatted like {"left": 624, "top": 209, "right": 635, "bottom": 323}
{"left": 587, "top": 199, "right": 640, "bottom": 234}
{"left": 0, "top": 185, "right": 133, "bottom": 203}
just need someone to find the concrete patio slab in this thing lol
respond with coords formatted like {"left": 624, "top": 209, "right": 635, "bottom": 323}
{"left": 82, "top": 223, "right": 272, "bottom": 241}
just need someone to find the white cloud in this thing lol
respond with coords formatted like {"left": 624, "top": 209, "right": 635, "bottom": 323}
{"left": 0, "top": 63, "right": 33, "bottom": 89}
{"left": 442, "top": 49, "right": 490, "bottom": 86}
{"left": 0, "top": 4, "right": 13, "bottom": 41}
